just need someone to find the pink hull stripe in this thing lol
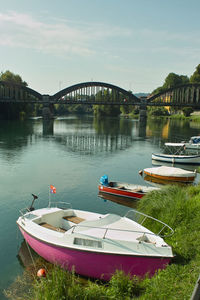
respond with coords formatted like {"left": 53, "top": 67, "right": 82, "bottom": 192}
{"left": 20, "top": 228, "right": 170, "bottom": 280}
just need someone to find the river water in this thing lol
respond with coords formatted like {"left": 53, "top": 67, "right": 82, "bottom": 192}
{"left": 0, "top": 115, "right": 200, "bottom": 298}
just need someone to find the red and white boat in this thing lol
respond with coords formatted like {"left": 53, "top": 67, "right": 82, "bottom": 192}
{"left": 98, "top": 175, "right": 159, "bottom": 200}
{"left": 17, "top": 195, "right": 173, "bottom": 281}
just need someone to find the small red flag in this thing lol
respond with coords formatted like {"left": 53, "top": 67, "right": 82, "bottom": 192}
{"left": 50, "top": 185, "right": 56, "bottom": 194}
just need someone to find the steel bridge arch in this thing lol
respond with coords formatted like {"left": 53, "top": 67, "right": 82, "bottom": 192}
{"left": 0, "top": 80, "right": 42, "bottom": 102}
{"left": 147, "top": 83, "right": 200, "bottom": 107}
{"left": 51, "top": 81, "right": 140, "bottom": 103}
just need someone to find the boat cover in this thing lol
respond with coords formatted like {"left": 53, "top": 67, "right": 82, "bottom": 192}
{"left": 144, "top": 166, "right": 195, "bottom": 177}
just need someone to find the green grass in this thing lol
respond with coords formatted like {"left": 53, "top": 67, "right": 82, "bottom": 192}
{"left": 5, "top": 184, "right": 200, "bottom": 299}
{"left": 189, "top": 115, "right": 200, "bottom": 122}
{"left": 148, "top": 113, "right": 200, "bottom": 122}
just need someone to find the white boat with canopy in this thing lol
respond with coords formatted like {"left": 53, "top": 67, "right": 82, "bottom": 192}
{"left": 152, "top": 143, "right": 200, "bottom": 165}
{"left": 164, "top": 137, "right": 200, "bottom": 150}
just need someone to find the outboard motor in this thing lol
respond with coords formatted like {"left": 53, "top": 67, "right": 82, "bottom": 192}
{"left": 28, "top": 194, "right": 38, "bottom": 211}
{"left": 100, "top": 175, "right": 109, "bottom": 186}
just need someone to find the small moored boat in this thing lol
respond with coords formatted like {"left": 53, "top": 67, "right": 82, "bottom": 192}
{"left": 17, "top": 194, "right": 174, "bottom": 280}
{"left": 152, "top": 143, "right": 200, "bottom": 164}
{"left": 98, "top": 175, "right": 159, "bottom": 200}
{"left": 152, "top": 152, "right": 200, "bottom": 164}
{"left": 180, "top": 136, "right": 200, "bottom": 150}
{"left": 142, "top": 166, "right": 196, "bottom": 183}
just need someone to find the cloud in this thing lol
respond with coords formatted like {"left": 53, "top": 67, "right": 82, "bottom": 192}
{"left": 0, "top": 11, "right": 130, "bottom": 57}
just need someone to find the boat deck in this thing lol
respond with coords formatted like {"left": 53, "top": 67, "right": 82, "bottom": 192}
{"left": 63, "top": 216, "right": 85, "bottom": 224}
{"left": 40, "top": 222, "right": 66, "bottom": 233}
{"left": 39, "top": 216, "right": 86, "bottom": 233}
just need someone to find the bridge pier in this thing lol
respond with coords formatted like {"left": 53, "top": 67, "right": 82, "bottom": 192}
{"left": 43, "top": 119, "right": 54, "bottom": 135}
{"left": 42, "top": 95, "right": 54, "bottom": 120}
{"left": 139, "top": 107, "right": 147, "bottom": 122}
{"left": 41, "top": 95, "right": 54, "bottom": 134}
{"left": 139, "top": 97, "right": 147, "bottom": 125}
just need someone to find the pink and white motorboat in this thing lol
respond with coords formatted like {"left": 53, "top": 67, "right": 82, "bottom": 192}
{"left": 17, "top": 198, "right": 174, "bottom": 280}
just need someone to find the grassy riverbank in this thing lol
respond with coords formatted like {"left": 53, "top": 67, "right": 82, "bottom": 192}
{"left": 152, "top": 113, "right": 200, "bottom": 123}
{"left": 124, "top": 111, "right": 200, "bottom": 122}
{"left": 5, "top": 184, "right": 200, "bottom": 299}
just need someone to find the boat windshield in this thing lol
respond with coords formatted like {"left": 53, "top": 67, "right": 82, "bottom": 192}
{"left": 190, "top": 137, "right": 200, "bottom": 144}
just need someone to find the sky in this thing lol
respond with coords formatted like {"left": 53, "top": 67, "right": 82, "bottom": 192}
{"left": 0, "top": 0, "right": 200, "bottom": 95}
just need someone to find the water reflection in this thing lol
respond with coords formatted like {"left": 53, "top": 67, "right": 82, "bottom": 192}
{"left": 53, "top": 116, "right": 143, "bottom": 155}
{"left": 0, "top": 120, "right": 34, "bottom": 149}
{"left": 98, "top": 191, "right": 139, "bottom": 209}
{"left": 0, "top": 116, "right": 143, "bottom": 159}
{"left": 138, "top": 122, "right": 146, "bottom": 138}
{"left": 143, "top": 175, "right": 192, "bottom": 187}
{"left": 17, "top": 240, "right": 39, "bottom": 268}
{"left": 2, "top": 116, "right": 200, "bottom": 160}
{"left": 146, "top": 118, "right": 199, "bottom": 145}
{"left": 151, "top": 159, "right": 200, "bottom": 172}
{"left": 43, "top": 119, "right": 54, "bottom": 135}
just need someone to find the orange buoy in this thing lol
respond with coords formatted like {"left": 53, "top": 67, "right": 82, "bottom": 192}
{"left": 37, "top": 268, "right": 46, "bottom": 277}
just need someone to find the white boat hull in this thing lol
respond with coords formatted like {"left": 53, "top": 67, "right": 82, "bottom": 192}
{"left": 152, "top": 153, "right": 200, "bottom": 164}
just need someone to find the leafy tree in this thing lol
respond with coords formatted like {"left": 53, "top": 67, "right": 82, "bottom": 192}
{"left": 0, "top": 70, "right": 29, "bottom": 119}
{"left": 0, "top": 70, "right": 28, "bottom": 86}
{"left": 190, "top": 64, "right": 200, "bottom": 84}
{"left": 163, "top": 73, "right": 182, "bottom": 89}
{"left": 152, "top": 73, "right": 189, "bottom": 94}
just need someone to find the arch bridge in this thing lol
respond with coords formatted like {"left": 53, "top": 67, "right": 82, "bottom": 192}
{"left": 147, "top": 83, "right": 200, "bottom": 108}
{"left": 0, "top": 81, "right": 200, "bottom": 111}
{"left": 0, "top": 81, "right": 140, "bottom": 105}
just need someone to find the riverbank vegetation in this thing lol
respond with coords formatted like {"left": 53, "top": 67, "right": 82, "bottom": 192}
{"left": 5, "top": 184, "right": 200, "bottom": 299}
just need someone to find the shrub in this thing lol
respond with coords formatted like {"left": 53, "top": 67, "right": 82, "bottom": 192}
{"left": 149, "top": 107, "right": 169, "bottom": 116}
{"left": 182, "top": 107, "right": 194, "bottom": 117}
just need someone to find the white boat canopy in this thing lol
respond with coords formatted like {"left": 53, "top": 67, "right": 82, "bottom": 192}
{"left": 164, "top": 143, "right": 185, "bottom": 147}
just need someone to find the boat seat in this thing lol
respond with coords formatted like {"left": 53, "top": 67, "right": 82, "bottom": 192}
{"left": 39, "top": 222, "right": 66, "bottom": 233}
{"left": 63, "top": 216, "right": 85, "bottom": 224}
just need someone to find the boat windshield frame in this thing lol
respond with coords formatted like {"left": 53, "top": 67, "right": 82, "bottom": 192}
{"left": 164, "top": 143, "right": 185, "bottom": 155}
{"left": 124, "top": 209, "right": 174, "bottom": 238}
{"left": 70, "top": 209, "right": 174, "bottom": 240}
{"left": 70, "top": 223, "right": 168, "bottom": 241}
